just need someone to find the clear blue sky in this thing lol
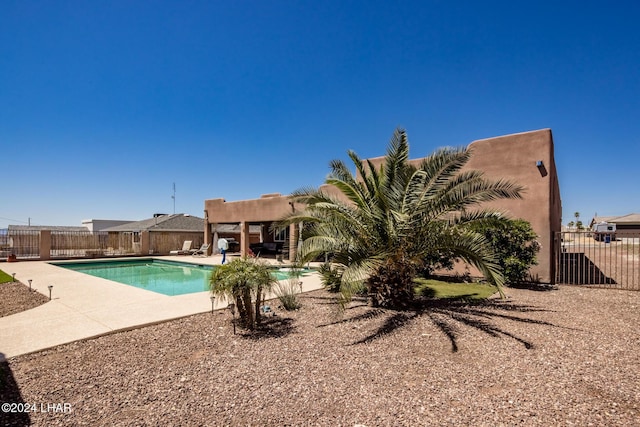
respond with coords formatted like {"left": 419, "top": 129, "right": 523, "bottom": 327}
{"left": 1, "top": 0, "right": 639, "bottom": 229}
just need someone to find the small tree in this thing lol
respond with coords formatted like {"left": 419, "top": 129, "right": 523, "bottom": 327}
{"left": 209, "top": 257, "right": 278, "bottom": 330}
{"left": 473, "top": 219, "right": 540, "bottom": 284}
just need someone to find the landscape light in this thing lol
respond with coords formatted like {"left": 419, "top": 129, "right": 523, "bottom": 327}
{"left": 48, "top": 285, "right": 53, "bottom": 300}
{"left": 210, "top": 296, "right": 216, "bottom": 314}
{"left": 12, "top": 273, "right": 16, "bottom": 281}
{"left": 28, "top": 279, "right": 32, "bottom": 291}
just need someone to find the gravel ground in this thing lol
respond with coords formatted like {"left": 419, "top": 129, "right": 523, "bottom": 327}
{"left": 0, "top": 281, "right": 49, "bottom": 318}
{"left": 1, "top": 285, "right": 639, "bottom": 426}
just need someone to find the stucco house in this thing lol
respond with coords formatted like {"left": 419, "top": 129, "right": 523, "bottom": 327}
{"left": 204, "top": 129, "right": 562, "bottom": 284}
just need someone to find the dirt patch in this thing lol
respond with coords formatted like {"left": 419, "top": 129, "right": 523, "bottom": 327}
{"left": 0, "top": 281, "right": 49, "bottom": 318}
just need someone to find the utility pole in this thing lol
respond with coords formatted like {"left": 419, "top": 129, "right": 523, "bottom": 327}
{"left": 172, "top": 183, "right": 176, "bottom": 214}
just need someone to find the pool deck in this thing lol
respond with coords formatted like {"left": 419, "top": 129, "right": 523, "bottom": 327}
{"left": 0, "top": 255, "right": 324, "bottom": 359}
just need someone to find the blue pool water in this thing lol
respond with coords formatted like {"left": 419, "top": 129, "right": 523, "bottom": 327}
{"left": 53, "top": 259, "right": 312, "bottom": 296}
{"left": 54, "top": 259, "right": 214, "bottom": 296}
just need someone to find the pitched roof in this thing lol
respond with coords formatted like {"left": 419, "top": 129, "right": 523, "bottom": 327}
{"left": 8, "top": 225, "right": 89, "bottom": 232}
{"left": 610, "top": 213, "right": 640, "bottom": 223}
{"left": 591, "top": 213, "right": 640, "bottom": 225}
{"left": 102, "top": 214, "right": 204, "bottom": 232}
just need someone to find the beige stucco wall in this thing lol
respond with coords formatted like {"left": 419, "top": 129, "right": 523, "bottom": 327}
{"left": 205, "top": 194, "right": 303, "bottom": 223}
{"left": 348, "top": 129, "right": 560, "bottom": 283}
{"left": 462, "top": 129, "right": 561, "bottom": 283}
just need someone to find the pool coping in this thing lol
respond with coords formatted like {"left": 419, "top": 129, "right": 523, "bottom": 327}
{"left": 0, "top": 255, "right": 324, "bottom": 359}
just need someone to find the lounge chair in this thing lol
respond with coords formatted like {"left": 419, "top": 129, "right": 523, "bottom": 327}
{"left": 170, "top": 240, "right": 192, "bottom": 255}
{"left": 191, "top": 243, "right": 210, "bottom": 257}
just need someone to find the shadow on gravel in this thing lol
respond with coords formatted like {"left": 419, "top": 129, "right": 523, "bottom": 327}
{"left": 242, "top": 316, "right": 296, "bottom": 340}
{"left": 0, "top": 352, "right": 31, "bottom": 427}
{"left": 301, "top": 295, "right": 369, "bottom": 306}
{"left": 507, "top": 282, "right": 559, "bottom": 292}
{"left": 346, "top": 299, "right": 561, "bottom": 352}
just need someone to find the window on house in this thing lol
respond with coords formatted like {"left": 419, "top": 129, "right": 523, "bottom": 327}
{"left": 273, "top": 226, "right": 289, "bottom": 242}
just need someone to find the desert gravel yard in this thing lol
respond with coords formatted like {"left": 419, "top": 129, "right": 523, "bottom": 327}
{"left": 1, "top": 284, "right": 639, "bottom": 426}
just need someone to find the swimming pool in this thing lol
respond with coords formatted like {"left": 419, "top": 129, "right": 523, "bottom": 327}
{"left": 53, "top": 259, "right": 312, "bottom": 296}
{"left": 54, "top": 259, "right": 214, "bottom": 296}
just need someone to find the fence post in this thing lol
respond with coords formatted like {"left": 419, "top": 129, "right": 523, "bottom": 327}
{"left": 40, "top": 230, "right": 51, "bottom": 260}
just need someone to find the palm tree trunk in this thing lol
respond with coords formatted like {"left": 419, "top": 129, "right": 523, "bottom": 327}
{"left": 242, "top": 289, "right": 254, "bottom": 329}
{"left": 368, "top": 258, "right": 416, "bottom": 309}
{"left": 254, "top": 288, "right": 263, "bottom": 326}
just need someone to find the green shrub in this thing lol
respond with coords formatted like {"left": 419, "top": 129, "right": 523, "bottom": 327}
{"left": 473, "top": 219, "right": 540, "bottom": 285}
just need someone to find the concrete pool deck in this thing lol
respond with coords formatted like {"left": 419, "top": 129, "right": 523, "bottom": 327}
{"left": 0, "top": 255, "right": 324, "bottom": 359}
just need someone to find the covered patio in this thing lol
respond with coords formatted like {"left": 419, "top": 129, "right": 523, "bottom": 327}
{"left": 204, "top": 193, "right": 304, "bottom": 262}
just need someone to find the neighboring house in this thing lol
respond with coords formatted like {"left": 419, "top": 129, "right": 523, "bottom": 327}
{"left": 81, "top": 219, "right": 135, "bottom": 232}
{"left": 204, "top": 129, "right": 562, "bottom": 284}
{"left": 102, "top": 213, "right": 205, "bottom": 255}
{"left": 8, "top": 225, "right": 89, "bottom": 232}
{"left": 590, "top": 214, "right": 640, "bottom": 238}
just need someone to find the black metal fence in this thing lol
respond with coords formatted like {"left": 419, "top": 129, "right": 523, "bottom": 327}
{"left": 556, "top": 231, "right": 639, "bottom": 291}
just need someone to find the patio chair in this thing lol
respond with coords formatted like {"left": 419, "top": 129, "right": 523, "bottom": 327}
{"left": 170, "top": 240, "right": 192, "bottom": 255}
{"left": 191, "top": 243, "right": 210, "bottom": 257}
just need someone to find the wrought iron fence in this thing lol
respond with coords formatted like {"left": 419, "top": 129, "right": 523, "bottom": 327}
{"left": 50, "top": 231, "right": 138, "bottom": 258}
{"left": 556, "top": 231, "right": 639, "bottom": 290}
{"left": 1, "top": 229, "right": 205, "bottom": 261}
{"left": 1, "top": 230, "right": 40, "bottom": 259}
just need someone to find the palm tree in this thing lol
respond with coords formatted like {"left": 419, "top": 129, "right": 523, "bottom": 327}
{"left": 209, "top": 257, "right": 278, "bottom": 330}
{"left": 280, "top": 128, "right": 524, "bottom": 308}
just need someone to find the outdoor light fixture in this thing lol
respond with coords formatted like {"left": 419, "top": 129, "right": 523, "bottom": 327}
{"left": 299, "top": 281, "right": 303, "bottom": 293}
{"left": 28, "top": 279, "right": 32, "bottom": 291}
{"left": 11, "top": 273, "right": 15, "bottom": 281}
{"left": 210, "top": 296, "right": 216, "bottom": 314}
{"left": 536, "top": 160, "right": 548, "bottom": 177}
{"left": 228, "top": 303, "right": 236, "bottom": 335}
{"left": 48, "top": 285, "right": 53, "bottom": 300}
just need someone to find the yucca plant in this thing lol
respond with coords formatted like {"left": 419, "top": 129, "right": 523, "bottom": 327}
{"left": 274, "top": 278, "right": 301, "bottom": 310}
{"left": 279, "top": 128, "right": 524, "bottom": 309}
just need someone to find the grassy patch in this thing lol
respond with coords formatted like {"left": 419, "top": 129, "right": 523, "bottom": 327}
{"left": 414, "top": 278, "right": 498, "bottom": 301}
{"left": 0, "top": 270, "right": 14, "bottom": 284}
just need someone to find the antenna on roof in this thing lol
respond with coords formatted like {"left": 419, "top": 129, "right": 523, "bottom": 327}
{"left": 172, "top": 182, "right": 176, "bottom": 214}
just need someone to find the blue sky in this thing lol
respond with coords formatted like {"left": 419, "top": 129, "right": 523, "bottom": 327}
{"left": 1, "top": 0, "right": 639, "bottom": 228}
